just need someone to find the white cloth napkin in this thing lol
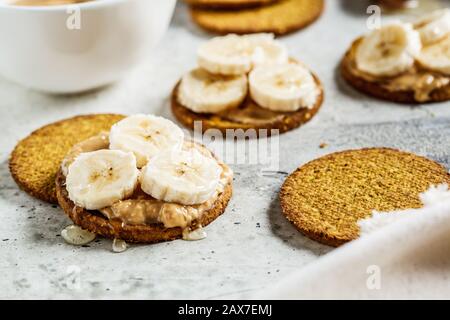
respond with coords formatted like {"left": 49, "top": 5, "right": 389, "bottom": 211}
{"left": 260, "top": 184, "right": 450, "bottom": 299}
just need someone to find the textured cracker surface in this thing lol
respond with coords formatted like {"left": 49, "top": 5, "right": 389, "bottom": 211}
{"left": 341, "top": 38, "right": 450, "bottom": 104}
{"left": 190, "top": 0, "right": 324, "bottom": 35}
{"left": 9, "top": 114, "right": 125, "bottom": 203}
{"left": 280, "top": 148, "right": 450, "bottom": 247}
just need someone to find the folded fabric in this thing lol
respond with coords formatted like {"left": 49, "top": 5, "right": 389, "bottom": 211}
{"left": 260, "top": 184, "right": 450, "bottom": 299}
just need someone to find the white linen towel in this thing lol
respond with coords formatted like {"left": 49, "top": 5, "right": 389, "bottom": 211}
{"left": 260, "top": 184, "right": 450, "bottom": 299}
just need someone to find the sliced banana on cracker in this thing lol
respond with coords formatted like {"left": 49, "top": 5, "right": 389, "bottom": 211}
{"left": 57, "top": 114, "right": 233, "bottom": 244}
{"left": 174, "top": 31, "right": 323, "bottom": 133}
{"left": 198, "top": 33, "right": 288, "bottom": 76}
{"left": 66, "top": 149, "right": 139, "bottom": 210}
{"left": 416, "top": 34, "right": 450, "bottom": 76}
{"left": 413, "top": 8, "right": 450, "bottom": 46}
{"left": 355, "top": 22, "right": 421, "bottom": 77}
{"left": 140, "top": 148, "right": 223, "bottom": 205}
{"left": 249, "top": 63, "right": 319, "bottom": 112}
{"left": 178, "top": 68, "right": 248, "bottom": 113}
{"left": 109, "top": 114, "right": 184, "bottom": 168}
{"left": 342, "top": 10, "right": 450, "bottom": 104}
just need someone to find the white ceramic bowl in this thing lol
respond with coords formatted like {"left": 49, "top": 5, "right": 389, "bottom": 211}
{"left": 0, "top": 0, "right": 176, "bottom": 93}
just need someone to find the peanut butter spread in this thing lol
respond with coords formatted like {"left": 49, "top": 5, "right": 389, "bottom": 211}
{"left": 345, "top": 38, "right": 450, "bottom": 102}
{"left": 62, "top": 133, "right": 233, "bottom": 231}
{"left": 217, "top": 98, "right": 287, "bottom": 125}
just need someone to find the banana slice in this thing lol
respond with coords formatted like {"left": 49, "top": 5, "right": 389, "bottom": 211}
{"left": 140, "top": 148, "right": 223, "bottom": 205}
{"left": 198, "top": 33, "right": 288, "bottom": 76}
{"left": 109, "top": 114, "right": 184, "bottom": 168}
{"left": 178, "top": 68, "right": 248, "bottom": 113}
{"left": 248, "top": 63, "right": 319, "bottom": 112}
{"left": 356, "top": 22, "right": 421, "bottom": 77}
{"left": 66, "top": 150, "right": 139, "bottom": 210}
{"left": 416, "top": 34, "right": 450, "bottom": 75}
{"left": 413, "top": 9, "right": 450, "bottom": 45}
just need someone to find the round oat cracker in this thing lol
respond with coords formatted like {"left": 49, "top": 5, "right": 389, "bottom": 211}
{"left": 190, "top": 0, "right": 324, "bottom": 36}
{"left": 9, "top": 114, "right": 125, "bottom": 203}
{"left": 280, "top": 148, "right": 450, "bottom": 247}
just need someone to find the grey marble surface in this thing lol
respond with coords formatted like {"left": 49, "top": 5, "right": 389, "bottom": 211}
{"left": 0, "top": 1, "right": 449, "bottom": 299}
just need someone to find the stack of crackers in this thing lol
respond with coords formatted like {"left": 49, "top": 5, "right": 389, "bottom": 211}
{"left": 185, "top": 0, "right": 324, "bottom": 36}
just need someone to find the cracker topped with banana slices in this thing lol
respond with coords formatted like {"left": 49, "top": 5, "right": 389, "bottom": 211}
{"left": 55, "top": 114, "right": 233, "bottom": 250}
{"left": 171, "top": 33, "right": 324, "bottom": 136}
{"left": 341, "top": 9, "right": 450, "bottom": 104}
